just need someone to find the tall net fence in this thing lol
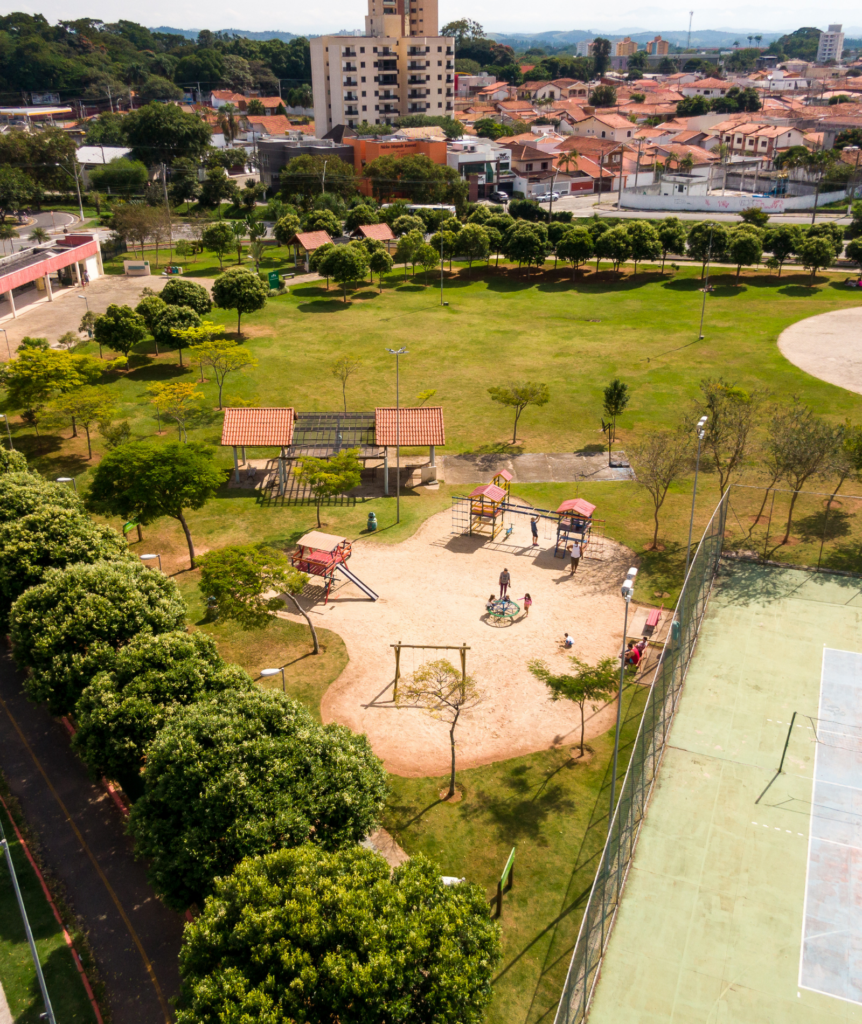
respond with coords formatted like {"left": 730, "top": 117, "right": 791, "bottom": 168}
{"left": 553, "top": 490, "right": 729, "bottom": 1024}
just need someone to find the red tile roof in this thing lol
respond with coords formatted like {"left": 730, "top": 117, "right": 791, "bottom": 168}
{"left": 557, "top": 498, "right": 596, "bottom": 517}
{"left": 469, "top": 483, "right": 507, "bottom": 502}
{"left": 294, "top": 230, "right": 334, "bottom": 251}
{"left": 358, "top": 223, "right": 395, "bottom": 241}
{"left": 375, "top": 407, "right": 445, "bottom": 446}
{"left": 221, "top": 408, "right": 295, "bottom": 446}
{"left": 245, "top": 114, "right": 293, "bottom": 134}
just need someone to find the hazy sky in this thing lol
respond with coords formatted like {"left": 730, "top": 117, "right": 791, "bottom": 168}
{"left": 13, "top": 0, "right": 862, "bottom": 36}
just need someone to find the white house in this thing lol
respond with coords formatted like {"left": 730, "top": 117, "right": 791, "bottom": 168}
{"left": 680, "top": 77, "right": 732, "bottom": 99}
{"left": 568, "top": 113, "right": 637, "bottom": 143}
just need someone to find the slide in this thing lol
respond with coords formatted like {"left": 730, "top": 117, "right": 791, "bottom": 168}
{"left": 335, "top": 564, "right": 379, "bottom": 601}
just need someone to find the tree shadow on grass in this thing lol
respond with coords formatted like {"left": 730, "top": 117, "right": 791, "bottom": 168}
{"left": 466, "top": 441, "right": 525, "bottom": 456}
{"left": 793, "top": 508, "right": 854, "bottom": 543}
{"left": 778, "top": 283, "right": 819, "bottom": 297}
{"left": 460, "top": 769, "right": 575, "bottom": 846}
{"left": 576, "top": 443, "right": 606, "bottom": 456}
{"left": 125, "top": 362, "right": 193, "bottom": 382}
{"left": 296, "top": 299, "right": 350, "bottom": 313}
{"left": 662, "top": 277, "right": 705, "bottom": 292}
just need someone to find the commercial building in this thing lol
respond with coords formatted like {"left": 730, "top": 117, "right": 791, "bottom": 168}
{"left": 817, "top": 24, "right": 844, "bottom": 62}
{"left": 646, "top": 36, "right": 669, "bottom": 55}
{"left": 615, "top": 37, "right": 638, "bottom": 57}
{"left": 256, "top": 136, "right": 355, "bottom": 189}
{"left": 0, "top": 235, "right": 103, "bottom": 322}
{"left": 311, "top": 0, "right": 454, "bottom": 134}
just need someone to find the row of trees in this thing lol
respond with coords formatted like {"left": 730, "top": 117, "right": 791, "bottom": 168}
{"left": 0, "top": 450, "right": 501, "bottom": 1019}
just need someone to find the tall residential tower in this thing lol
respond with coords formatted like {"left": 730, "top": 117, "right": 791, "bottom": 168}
{"left": 311, "top": 0, "right": 455, "bottom": 134}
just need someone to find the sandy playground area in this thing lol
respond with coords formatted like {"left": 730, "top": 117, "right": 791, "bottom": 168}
{"left": 286, "top": 503, "right": 651, "bottom": 777}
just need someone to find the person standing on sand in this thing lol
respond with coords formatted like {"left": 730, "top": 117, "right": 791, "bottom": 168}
{"left": 530, "top": 516, "right": 539, "bottom": 546}
{"left": 499, "top": 568, "right": 511, "bottom": 598}
{"left": 569, "top": 541, "right": 582, "bottom": 575}
{"left": 520, "top": 593, "right": 533, "bottom": 615}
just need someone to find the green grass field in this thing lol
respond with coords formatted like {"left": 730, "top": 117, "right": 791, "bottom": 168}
{"left": 0, "top": 800, "right": 98, "bottom": 1023}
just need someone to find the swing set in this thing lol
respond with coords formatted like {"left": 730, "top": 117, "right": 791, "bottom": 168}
{"left": 391, "top": 642, "right": 470, "bottom": 700}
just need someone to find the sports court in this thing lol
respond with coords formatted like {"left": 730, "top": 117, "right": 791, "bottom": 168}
{"left": 587, "top": 562, "right": 862, "bottom": 1024}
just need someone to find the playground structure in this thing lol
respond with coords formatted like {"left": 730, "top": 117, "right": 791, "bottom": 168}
{"left": 290, "top": 531, "right": 379, "bottom": 604}
{"left": 391, "top": 642, "right": 469, "bottom": 700}
{"left": 451, "top": 478, "right": 606, "bottom": 560}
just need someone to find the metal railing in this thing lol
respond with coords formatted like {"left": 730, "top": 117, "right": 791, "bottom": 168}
{"left": 554, "top": 489, "right": 729, "bottom": 1024}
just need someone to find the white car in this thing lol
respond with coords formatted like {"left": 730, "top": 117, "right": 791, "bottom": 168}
{"left": 536, "top": 192, "right": 561, "bottom": 202}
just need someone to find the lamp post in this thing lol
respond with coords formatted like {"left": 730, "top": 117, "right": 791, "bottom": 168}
{"left": 140, "top": 553, "right": 162, "bottom": 572}
{"left": 609, "top": 566, "right": 638, "bottom": 836}
{"left": 0, "top": 328, "right": 10, "bottom": 360}
{"left": 698, "top": 224, "right": 714, "bottom": 341}
{"left": 0, "top": 414, "right": 13, "bottom": 450}
{"left": 385, "top": 346, "right": 408, "bottom": 524}
{"left": 57, "top": 476, "right": 77, "bottom": 493}
{"left": 683, "top": 415, "right": 708, "bottom": 584}
{"left": 261, "top": 667, "right": 286, "bottom": 692}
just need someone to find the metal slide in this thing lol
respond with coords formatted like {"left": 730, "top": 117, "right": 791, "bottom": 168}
{"left": 335, "top": 564, "right": 379, "bottom": 601}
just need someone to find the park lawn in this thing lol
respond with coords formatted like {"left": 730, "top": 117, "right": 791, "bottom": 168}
{"left": 7, "top": 261, "right": 862, "bottom": 603}
{"left": 101, "top": 241, "right": 300, "bottom": 280}
{"left": 382, "top": 677, "right": 648, "bottom": 1024}
{"left": 177, "top": 570, "right": 348, "bottom": 722}
{"left": 0, "top": 798, "right": 99, "bottom": 1023}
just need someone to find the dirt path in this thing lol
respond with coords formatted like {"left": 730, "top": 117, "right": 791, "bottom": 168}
{"left": 778, "top": 306, "right": 862, "bottom": 395}
{"left": 285, "top": 504, "right": 645, "bottom": 777}
{"left": 0, "top": 655, "right": 185, "bottom": 1023}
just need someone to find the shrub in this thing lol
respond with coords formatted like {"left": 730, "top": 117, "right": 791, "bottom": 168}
{"left": 159, "top": 279, "right": 213, "bottom": 315}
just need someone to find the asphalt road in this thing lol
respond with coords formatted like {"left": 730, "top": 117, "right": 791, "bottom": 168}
{"left": 8, "top": 210, "right": 77, "bottom": 252}
{"left": 0, "top": 654, "right": 185, "bottom": 1023}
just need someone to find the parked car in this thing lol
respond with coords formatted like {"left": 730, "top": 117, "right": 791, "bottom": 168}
{"left": 488, "top": 191, "right": 510, "bottom": 203}
{"left": 536, "top": 192, "right": 561, "bottom": 202}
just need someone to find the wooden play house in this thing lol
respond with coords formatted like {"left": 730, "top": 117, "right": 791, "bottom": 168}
{"left": 290, "top": 532, "right": 378, "bottom": 604}
{"left": 468, "top": 482, "right": 508, "bottom": 540}
{"left": 555, "top": 498, "right": 597, "bottom": 558}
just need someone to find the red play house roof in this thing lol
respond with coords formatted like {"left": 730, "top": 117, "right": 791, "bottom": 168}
{"left": 221, "top": 408, "right": 295, "bottom": 446}
{"left": 557, "top": 498, "right": 596, "bottom": 517}
{"left": 375, "top": 407, "right": 445, "bottom": 446}
{"left": 470, "top": 483, "right": 507, "bottom": 502}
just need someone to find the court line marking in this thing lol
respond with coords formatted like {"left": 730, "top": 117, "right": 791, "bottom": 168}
{"left": 0, "top": 692, "right": 171, "bottom": 1024}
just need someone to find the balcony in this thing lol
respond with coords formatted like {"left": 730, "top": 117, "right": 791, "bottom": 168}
{"left": 343, "top": 63, "right": 357, "bottom": 72}
{"left": 408, "top": 90, "right": 428, "bottom": 99}
{"left": 379, "top": 74, "right": 398, "bottom": 85}
{"left": 408, "top": 102, "right": 429, "bottom": 112}
{"left": 380, "top": 104, "right": 399, "bottom": 114}
{"left": 446, "top": 47, "right": 454, "bottom": 54}
{"left": 379, "top": 91, "right": 398, "bottom": 100}
{"left": 445, "top": 75, "right": 453, "bottom": 83}
{"left": 407, "top": 61, "right": 426, "bottom": 70}
{"left": 407, "top": 75, "right": 427, "bottom": 84}
{"left": 379, "top": 47, "right": 394, "bottom": 56}
{"left": 408, "top": 46, "right": 427, "bottom": 55}
{"left": 445, "top": 89, "right": 453, "bottom": 97}
{"left": 344, "top": 92, "right": 359, "bottom": 101}
{"left": 343, "top": 78, "right": 358, "bottom": 87}
{"left": 379, "top": 59, "right": 397, "bottom": 71}
{"left": 345, "top": 107, "right": 359, "bottom": 116}
{"left": 342, "top": 48, "right": 357, "bottom": 57}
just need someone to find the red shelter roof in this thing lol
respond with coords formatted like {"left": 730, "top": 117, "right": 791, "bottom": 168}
{"left": 557, "top": 498, "right": 596, "bottom": 517}
{"left": 357, "top": 223, "right": 395, "bottom": 241}
{"left": 469, "top": 483, "right": 507, "bottom": 502}
{"left": 375, "top": 407, "right": 445, "bottom": 446}
{"left": 221, "top": 408, "right": 295, "bottom": 446}
{"left": 292, "top": 230, "right": 333, "bottom": 252}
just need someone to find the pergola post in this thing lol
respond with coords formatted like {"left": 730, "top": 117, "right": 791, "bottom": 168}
{"left": 384, "top": 448, "right": 389, "bottom": 495}
{"left": 44, "top": 274, "right": 54, "bottom": 301}
{"left": 279, "top": 456, "right": 286, "bottom": 496}
{"left": 241, "top": 445, "right": 246, "bottom": 464}
{"left": 429, "top": 444, "right": 435, "bottom": 467}
{"left": 233, "top": 446, "right": 239, "bottom": 482}
{"left": 73, "top": 261, "right": 82, "bottom": 286}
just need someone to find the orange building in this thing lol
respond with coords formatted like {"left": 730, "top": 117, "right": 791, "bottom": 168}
{"left": 343, "top": 135, "right": 447, "bottom": 194}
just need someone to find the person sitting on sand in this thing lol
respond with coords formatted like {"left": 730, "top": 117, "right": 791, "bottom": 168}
{"left": 558, "top": 632, "right": 574, "bottom": 649}
{"left": 486, "top": 594, "right": 498, "bottom": 613}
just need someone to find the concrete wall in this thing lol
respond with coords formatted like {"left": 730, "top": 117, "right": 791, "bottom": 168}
{"left": 620, "top": 189, "right": 849, "bottom": 213}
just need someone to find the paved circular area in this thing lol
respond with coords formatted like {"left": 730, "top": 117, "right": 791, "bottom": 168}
{"left": 778, "top": 305, "right": 862, "bottom": 395}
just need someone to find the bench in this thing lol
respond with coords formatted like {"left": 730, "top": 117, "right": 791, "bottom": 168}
{"left": 645, "top": 604, "right": 664, "bottom": 631}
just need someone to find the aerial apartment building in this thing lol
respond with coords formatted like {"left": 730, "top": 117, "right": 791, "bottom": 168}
{"left": 311, "top": 0, "right": 455, "bottom": 134}
{"left": 646, "top": 36, "right": 669, "bottom": 55}
{"left": 816, "top": 24, "right": 844, "bottom": 62}
{"left": 614, "top": 37, "right": 638, "bottom": 57}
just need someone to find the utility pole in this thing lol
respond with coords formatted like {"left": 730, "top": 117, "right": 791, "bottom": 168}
{"left": 161, "top": 163, "right": 174, "bottom": 256}
{"left": 69, "top": 156, "right": 84, "bottom": 221}
{"left": 321, "top": 158, "right": 328, "bottom": 194}
{"left": 107, "top": 85, "right": 114, "bottom": 113}
{"left": 687, "top": 11, "right": 694, "bottom": 51}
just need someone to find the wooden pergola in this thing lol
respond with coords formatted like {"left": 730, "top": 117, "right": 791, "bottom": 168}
{"left": 375, "top": 406, "right": 445, "bottom": 492}
{"left": 220, "top": 407, "right": 295, "bottom": 492}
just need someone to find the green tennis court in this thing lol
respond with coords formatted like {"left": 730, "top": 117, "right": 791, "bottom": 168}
{"left": 587, "top": 563, "right": 862, "bottom": 1024}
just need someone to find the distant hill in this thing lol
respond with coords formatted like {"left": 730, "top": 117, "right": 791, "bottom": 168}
{"left": 151, "top": 26, "right": 302, "bottom": 41}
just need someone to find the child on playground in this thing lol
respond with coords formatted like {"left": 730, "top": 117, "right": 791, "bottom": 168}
{"left": 530, "top": 517, "right": 539, "bottom": 547}
{"left": 520, "top": 593, "right": 533, "bottom": 615}
{"left": 486, "top": 594, "right": 498, "bottom": 614}
{"left": 558, "top": 632, "right": 574, "bottom": 649}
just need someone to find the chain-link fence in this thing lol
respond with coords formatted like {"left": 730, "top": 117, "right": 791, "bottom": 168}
{"left": 553, "top": 489, "right": 729, "bottom": 1024}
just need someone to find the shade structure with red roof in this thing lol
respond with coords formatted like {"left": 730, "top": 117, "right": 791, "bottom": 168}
{"left": 357, "top": 223, "right": 395, "bottom": 243}
{"left": 291, "top": 231, "right": 334, "bottom": 269}
{"left": 221, "top": 407, "right": 295, "bottom": 448}
{"left": 375, "top": 407, "right": 445, "bottom": 494}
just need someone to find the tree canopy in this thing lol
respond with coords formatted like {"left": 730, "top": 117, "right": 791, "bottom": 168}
{"left": 127, "top": 690, "right": 388, "bottom": 909}
{"left": 176, "top": 845, "right": 501, "bottom": 1024}
{"left": 10, "top": 560, "right": 186, "bottom": 715}
{"left": 212, "top": 267, "right": 269, "bottom": 334}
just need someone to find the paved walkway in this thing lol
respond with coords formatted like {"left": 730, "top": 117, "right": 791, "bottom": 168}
{"left": 778, "top": 306, "right": 862, "bottom": 396}
{"left": 0, "top": 655, "right": 185, "bottom": 1023}
{"left": 439, "top": 450, "right": 634, "bottom": 485}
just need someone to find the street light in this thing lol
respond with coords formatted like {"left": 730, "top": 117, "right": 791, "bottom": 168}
{"left": 261, "top": 667, "right": 286, "bottom": 692}
{"left": 140, "top": 553, "right": 162, "bottom": 572}
{"left": 56, "top": 476, "right": 77, "bottom": 493}
{"left": 698, "top": 224, "right": 715, "bottom": 340}
{"left": 0, "top": 328, "right": 10, "bottom": 360}
{"left": 385, "top": 347, "right": 408, "bottom": 524}
{"left": 0, "top": 414, "right": 13, "bottom": 451}
{"left": 683, "top": 415, "right": 708, "bottom": 584}
{"left": 609, "top": 566, "right": 638, "bottom": 835}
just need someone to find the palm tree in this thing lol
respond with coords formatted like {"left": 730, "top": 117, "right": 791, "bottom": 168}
{"left": 733, "top": 40, "right": 740, "bottom": 48}
{"left": 28, "top": 227, "right": 50, "bottom": 244}
{"left": 755, "top": 35, "right": 762, "bottom": 47}
{"left": 679, "top": 153, "right": 695, "bottom": 174}
{"left": 747, "top": 35, "right": 753, "bottom": 47}
{"left": 0, "top": 223, "right": 17, "bottom": 254}
{"left": 217, "top": 103, "right": 240, "bottom": 144}
{"left": 231, "top": 220, "right": 246, "bottom": 263}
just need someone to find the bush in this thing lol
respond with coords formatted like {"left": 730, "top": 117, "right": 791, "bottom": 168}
{"left": 159, "top": 279, "right": 212, "bottom": 315}
{"left": 127, "top": 689, "right": 388, "bottom": 909}
{"left": 0, "top": 449, "right": 28, "bottom": 475}
{"left": 0, "top": 507, "right": 127, "bottom": 630}
{"left": 0, "top": 473, "right": 79, "bottom": 523}
{"left": 10, "top": 560, "right": 187, "bottom": 715}
{"left": 73, "top": 631, "right": 251, "bottom": 791}
{"left": 177, "top": 846, "right": 502, "bottom": 1024}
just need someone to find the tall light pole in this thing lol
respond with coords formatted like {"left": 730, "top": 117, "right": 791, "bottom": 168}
{"left": 698, "top": 223, "right": 714, "bottom": 340}
{"left": 261, "top": 666, "right": 286, "bottom": 692}
{"left": 609, "top": 566, "right": 638, "bottom": 835}
{"left": 687, "top": 11, "right": 694, "bottom": 50}
{"left": 140, "top": 553, "right": 162, "bottom": 572}
{"left": 57, "top": 476, "right": 77, "bottom": 493}
{"left": 0, "top": 328, "right": 10, "bottom": 360}
{"left": 684, "top": 415, "right": 708, "bottom": 583}
{"left": 385, "top": 347, "right": 408, "bottom": 524}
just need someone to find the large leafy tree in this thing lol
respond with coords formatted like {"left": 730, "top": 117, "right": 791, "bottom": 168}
{"left": 0, "top": 167, "right": 41, "bottom": 221}
{"left": 488, "top": 381, "right": 550, "bottom": 445}
{"left": 128, "top": 690, "right": 388, "bottom": 909}
{"left": 762, "top": 224, "right": 803, "bottom": 277}
{"left": 457, "top": 223, "right": 490, "bottom": 272}
{"left": 727, "top": 226, "right": 763, "bottom": 281}
{"left": 797, "top": 236, "right": 835, "bottom": 282}
{"left": 88, "top": 441, "right": 222, "bottom": 568}
{"left": 212, "top": 266, "right": 269, "bottom": 335}
{"left": 0, "top": 349, "right": 99, "bottom": 436}
{"left": 364, "top": 154, "right": 467, "bottom": 208}
{"left": 504, "top": 223, "right": 550, "bottom": 277}
{"left": 177, "top": 846, "right": 501, "bottom": 1024}
{"left": 159, "top": 278, "right": 212, "bottom": 315}
{"left": 626, "top": 220, "right": 661, "bottom": 274}
{"left": 656, "top": 217, "right": 688, "bottom": 272}
{"left": 123, "top": 102, "right": 212, "bottom": 166}
{"left": 296, "top": 448, "right": 363, "bottom": 528}
{"left": 280, "top": 154, "right": 356, "bottom": 208}
{"left": 10, "top": 560, "right": 186, "bottom": 715}
{"left": 556, "top": 226, "right": 595, "bottom": 279}
{"left": 88, "top": 158, "right": 148, "bottom": 194}
{"left": 73, "top": 631, "right": 251, "bottom": 792}
{"left": 94, "top": 304, "right": 148, "bottom": 356}
{"left": 686, "top": 221, "right": 729, "bottom": 278}
{"left": 0, "top": 505, "right": 126, "bottom": 630}
{"left": 151, "top": 304, "right": 201, "bottom": 363}
{"left": 201, "top": 221, "right": 235, "bottom": 270}
{"left": 325, "top": 242, "right": 370, "bottom": 302}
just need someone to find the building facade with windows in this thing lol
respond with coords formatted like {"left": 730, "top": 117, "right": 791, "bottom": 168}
{"left": 646, "top": 36, "right": 669, "bottom": 55}
{"left": 311, "top": 0, "right": 454, "bottom": 134}
{"left": 817, "top": 24, "right": 844, "bottom": 62}
{"left": 614, "top": 37, "right": 638, "bottom": 57}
